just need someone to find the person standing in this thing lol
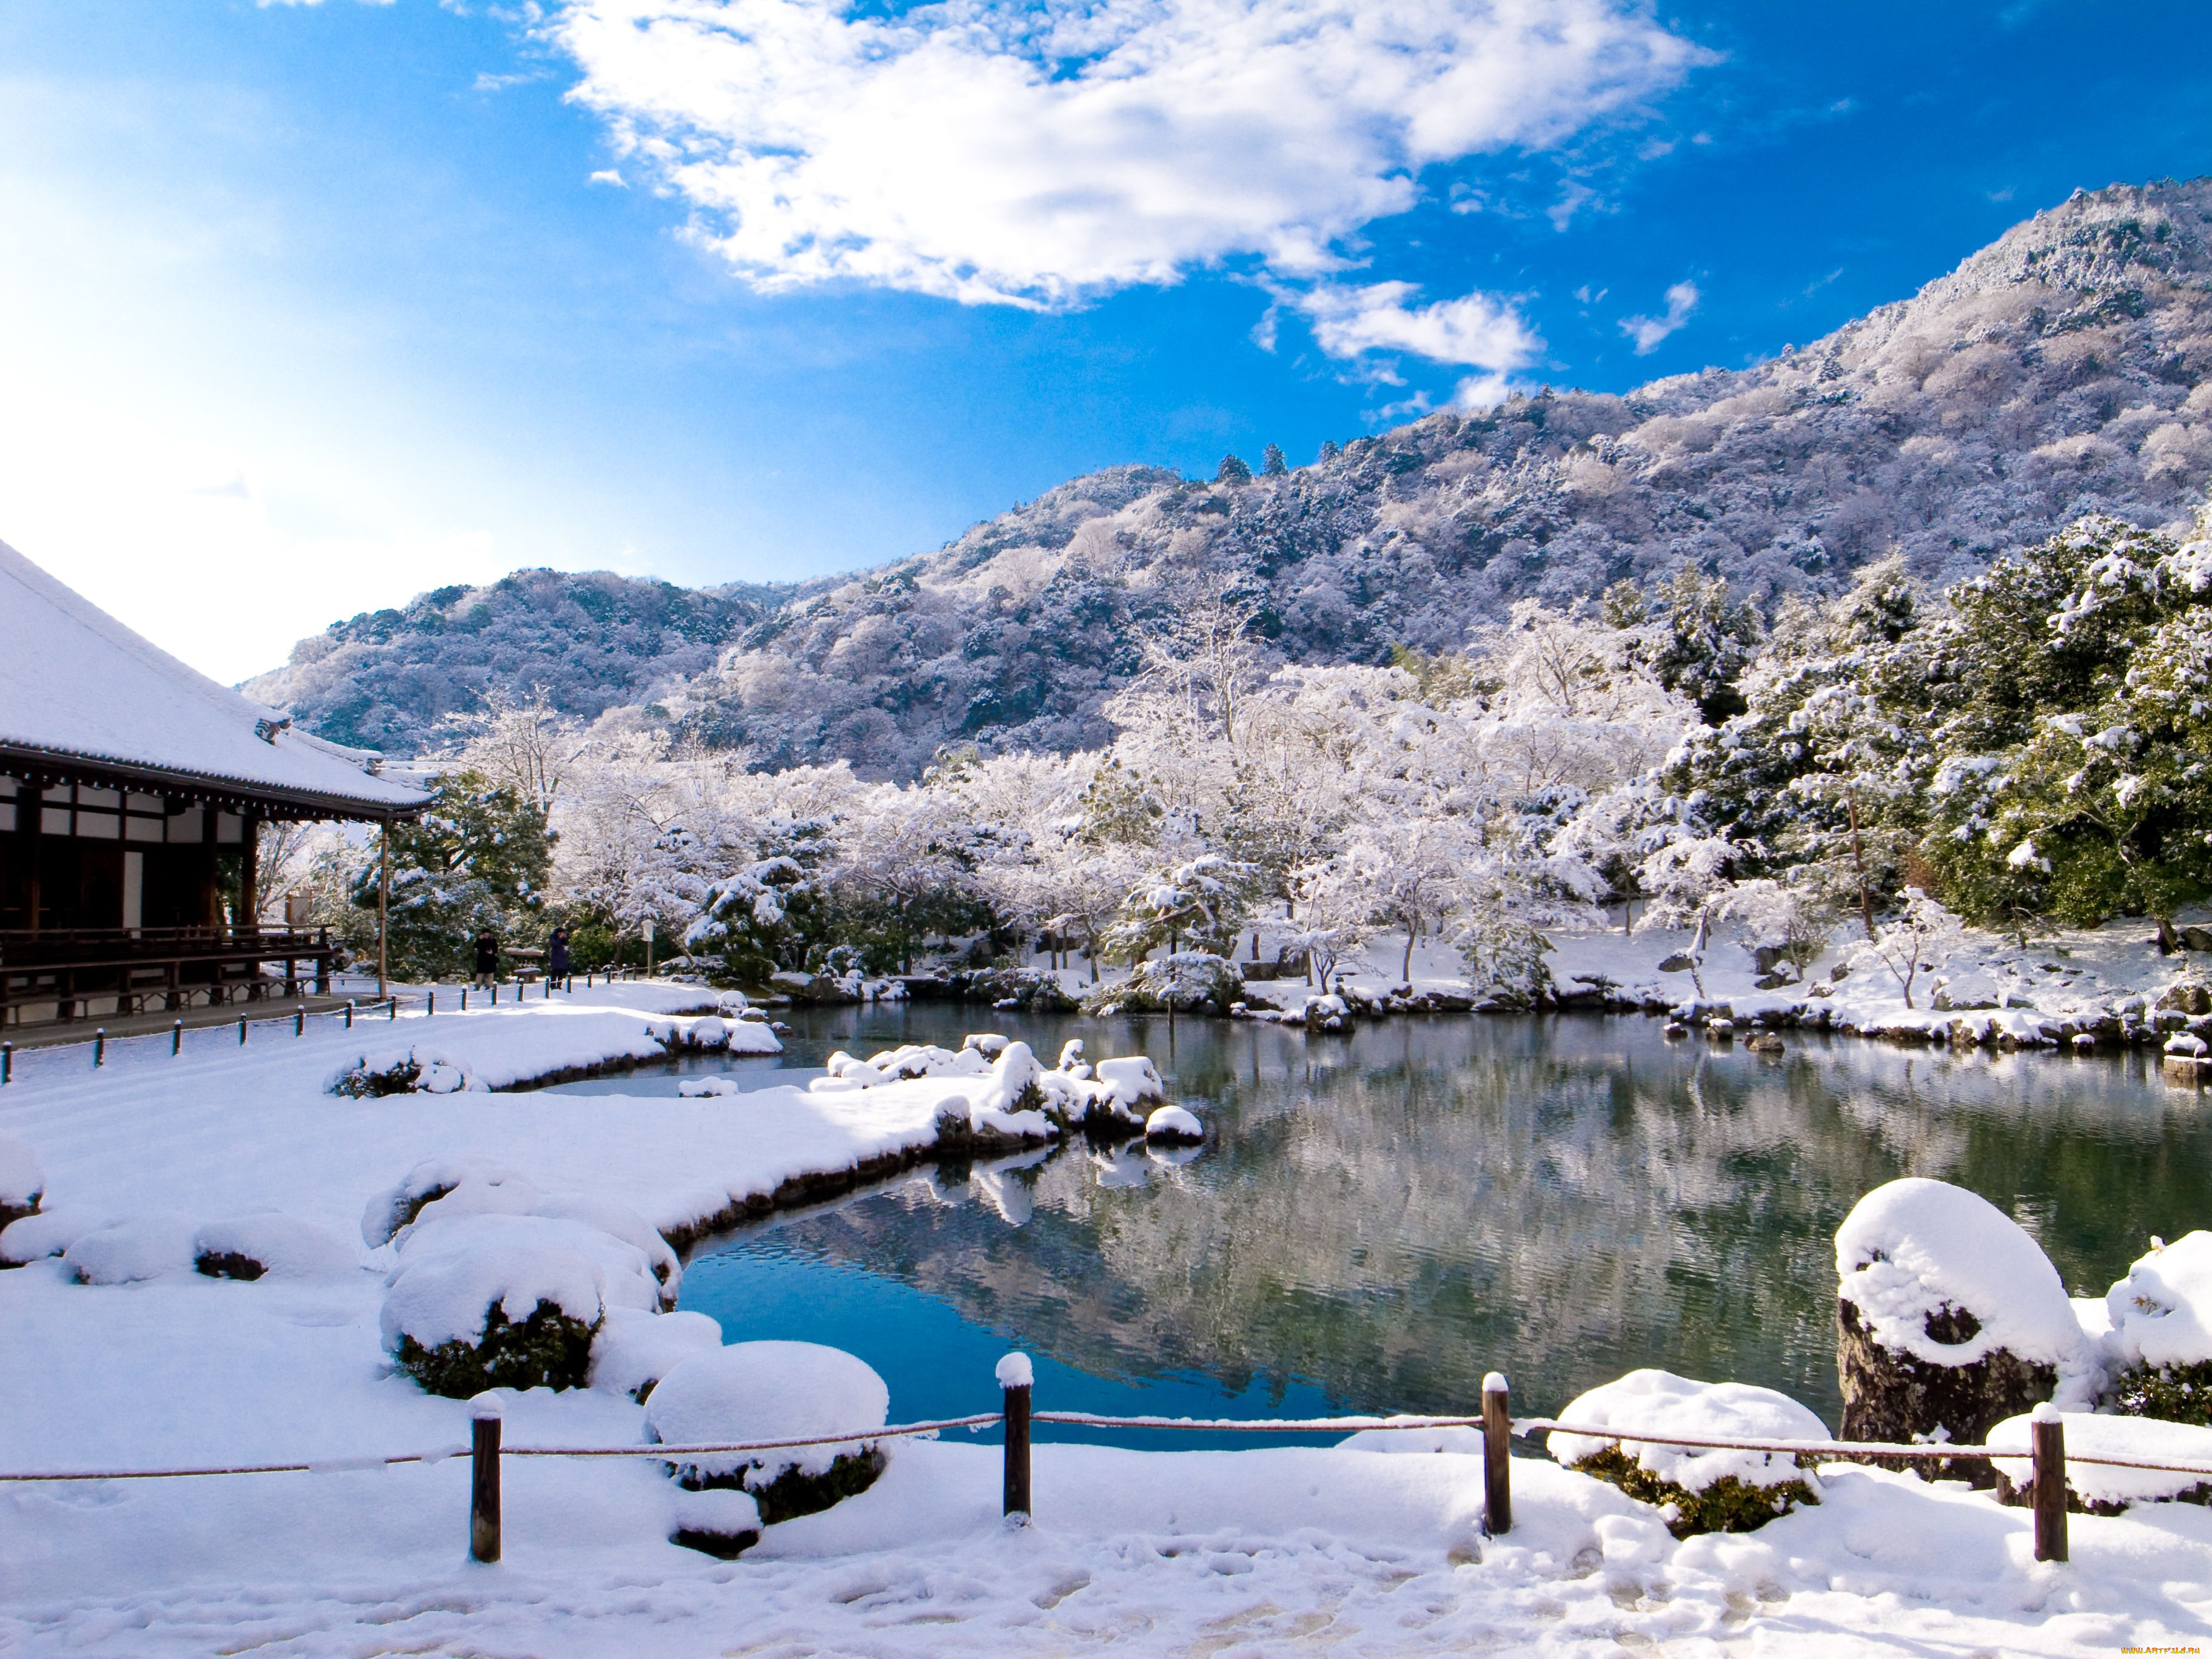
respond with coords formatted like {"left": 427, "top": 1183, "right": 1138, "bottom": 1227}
{"left": 472, "top": 927, "right": 499, "bottom": 990}
{"left": 548, "top": 924, "right": 571, "bottom": 983}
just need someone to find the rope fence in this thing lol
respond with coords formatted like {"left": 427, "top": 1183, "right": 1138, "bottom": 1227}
{"left": 5, "top": 1369, "right": 2201, "bottom": 1565}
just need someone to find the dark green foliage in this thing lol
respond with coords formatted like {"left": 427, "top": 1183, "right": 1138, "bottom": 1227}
{"left": 1261, "top": 443, "right": 1288, "bottom": 477}
{"left": 671, "top": 1523, "right": 760, "bottom": 1558}
{"left": 1216, "top": 453, "right": 1253, "bottom": 486}
{"left": 2109, "top": 1359, "right": 2212, "bottom": 1426}
{"left": 395, "top": 1299, "right": 601, "bottom": 1398}
{"left": 1649, "top": 569, "right": 1762, "bottom": 725}
{"left": 194, "top": 1250, "right": 265, "bottom": 1281}
{"left": 1569, "top": 1445, "right": 1818, "bottom": 1538}
{"left": 352, "top": 768, "right": 555, "bottom": 980}
{"left": 676, "top": 1447, "right": 886, "bottom": 1526}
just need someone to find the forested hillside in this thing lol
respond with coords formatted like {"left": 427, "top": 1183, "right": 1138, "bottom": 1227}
{"left": 253, "top": 180, "right": 2212, "bottom": 775}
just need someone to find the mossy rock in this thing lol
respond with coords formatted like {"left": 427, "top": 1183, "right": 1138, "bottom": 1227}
{"left": 195, "top": 1250, "right": 266, "bottom": 1281}
{"left": 1569, "top": 1445, "right": 1818, "bottom": 1538}
{"left": 2108, "top": 1359, "right": 2212, "bottom": 1426}
{"left": 1837, "top": 1297, "right": 2055, "bottom": 1486}
{"left": 395, "top": 1298, "right": 601, "bottom": 1397}
{"left": 677, "top": 1446, "right": 887, "bottom": 1526}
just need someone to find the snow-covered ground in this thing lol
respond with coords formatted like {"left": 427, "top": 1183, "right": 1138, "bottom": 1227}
{"left": 3, "top": 987, "right": 2210, "bottom": 1654}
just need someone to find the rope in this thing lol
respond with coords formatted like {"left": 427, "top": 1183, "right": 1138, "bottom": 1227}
{"left": 1517, "top": 1417, "right": 2212, "bottom": 1479}
{"left": 1031, "top": 1411, "right": 1491, "bottom": 1433}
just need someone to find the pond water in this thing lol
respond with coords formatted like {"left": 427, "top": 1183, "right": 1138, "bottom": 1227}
{"left": 543, "top": 1005, "right": 2212, "bottom": 1443}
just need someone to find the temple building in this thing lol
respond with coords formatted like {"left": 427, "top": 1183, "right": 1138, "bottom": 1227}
{"left": 0, "top": 539, "right": 429, "bottom": 1027}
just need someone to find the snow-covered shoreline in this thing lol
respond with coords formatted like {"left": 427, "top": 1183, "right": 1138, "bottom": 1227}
{"left": 5, "top": 985, "right": 2212, "bottom": 1654}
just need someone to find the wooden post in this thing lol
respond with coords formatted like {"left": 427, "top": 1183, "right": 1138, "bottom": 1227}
{"left": 93, "top": 1028, "right": 105, "bottom": 1068}
{"left": 346, "top": 1000, "right": 355, "bottom": 1030}
{"left": 1, "top": 1041, "right": 10, "bottom": 1085}
{"left": 377, "top": 820, "right": 390, "bottom": 1005}
{"left": 2031, "top": 1404, "right": 2068, "bottom": 1563}
{"left": 172, "top": 1020, "right": 183, "bottom": 1056}
{"left": 1482, "top": 1372, "right": 1512, "bottom": 1536}
{"left": 293, "top": 1007, "right": 304, "bottom": 1037}
{"left": 238, "top": 1016, "right": 247, "bottom": 1045}
{"left": 999, "top": 1353, "right": 1033, "bottom": 1522}
{"left": 427, "top": 991, "right": 435, "bottom": 1017}
{"left": 471, "top": 1409, "right": 503, "bottom": 1564}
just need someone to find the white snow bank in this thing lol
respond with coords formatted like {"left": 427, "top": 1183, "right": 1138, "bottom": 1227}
{"left": 1550, "top": 1369, "right": 1828, "bottom": 1493}
{"left": 0, "top": 1134, "right": 43, "bottom": 1208}
{"left": 1989, "top": 1410, "right": 2212, "bottom": 1508}
{"left": 806, "top": 1034, "right": 1165, "bottom": 1138}
{"left": 1144, "top": 1104, "right": 1204, "bottom": 1142}
{"left": 645, "top": 1341, "right": 890, "bottom": 1484}
{"left": 192, "top": 1214, "right": 358, "bottom": 1279}
{"left": 669, "top": 1484, "right": 762, "bottom": 1540}
{"left": 1836, "top": 1178, "right": 2093, "bottom": 1383}
{"left": 2106, "top": 1232, "right": 2212, "bottom": 1371}
{"left": 388, "top": 1170, "right": 680, "bottom": 1302}
{"left": 63, "top": 1213, "right": 199, "bottom": 1284}
{"left": 380, "top": 1213, "right": 631, "bottom": 1352}
{"left": 590, "top": 1306, "right": 725, "bottom": 1401}
{"left": 327, "top": 1008, "right": 688, "bottom": 1096}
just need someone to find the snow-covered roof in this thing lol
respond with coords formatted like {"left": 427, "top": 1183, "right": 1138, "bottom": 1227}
{"left": 0, "top": 538, "right": 429, "bottom": 819}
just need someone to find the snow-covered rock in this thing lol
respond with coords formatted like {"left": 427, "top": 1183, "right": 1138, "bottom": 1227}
{"left": 192, "top": 1214, "right": 358, "bottom": 1281}
{"left": 0, "top": 1135, "right": 44, "bottom": 1228}
{"left": 1550, "top": 1369, "right": 1827, "bottom": 1535}
{"left": 643, "top": 1341, "right": 891, "bottom": 1524}
{"left": 1093, "top": 1057, "right": 1165, "bottom": 1110}
{"left": 62, "top": 1213, "right": 199, "bottom": 1284}
{"left": 1835, "top": 1179, "right": 2097, "bottom": 1464}
{"left": 1989, "top": 1410, "right": 2212, "bottom": 1513}
{"left": 0, "top": 1205, "right": 102, "bottom": 1267}
{"left": 668, "top": 1486, "right": 763, "bottom": 1558}
{"left": 677, "top": 1076, "right": 743, "bottom": 1097}
{"left": 588, "top": 1305, "right": 725, "bottom": 1402}
{"left": 1144, "top": 1104, "right": 1204, "bottom": 1144}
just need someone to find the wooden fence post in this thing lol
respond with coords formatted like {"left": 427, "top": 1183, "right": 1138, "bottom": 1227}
{"left": 172, "top": 1021, "right": 183, "bottom": 1056}
{"left": 999, "top": 1353, "right": 1033, "bottom": 1523}
{"left": 471, "top": 1405, "right": 503, "bottom": 1564}
{"left": 93, "top": 1029, "right": 105, "bottom": 1068}
{"left": 1, "top": 1041, "right": 10, "bottom": 1085}
{"left": 294, "top": 1008, "right": 304, "bottom": 1037}
{"left": 2031, "top": 1403, "right": 2067, "bottom": 1563}
{"left": 238, "top": 1016, "right": 247, "bottom": 1046}
{"left": 1483, "top": 1372, "right": 1512, "bottom": 1536}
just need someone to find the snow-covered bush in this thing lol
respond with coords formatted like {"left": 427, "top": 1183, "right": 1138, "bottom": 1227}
{"left": 1550, "top": 1369, "right": 1826, "bottom": 1537}
{"left": 1843, "top": 890, "right": 1966, "bottom": 1010}
{"left": 63, "top": 1214, "right": 199, "bottom": 1284}
{"left": 380, "top": 1213, "right": 638, "bottom": 1396}
{"left": 0, "top": 1207, "right": 99, "bottom": 1268}
{"left": 193, "top": 1215, "right": 357, "bottom": 1281}
{"left": 1084, "top": 951, "right": 1243, "bottom": 1014}
{"left": 330, "top": 1045, "right": 484, "bottom": 1098}
{"left": 1989, "top": 1408, "right": 2212, "bottom": 1514}
{"left": 361, "top": 1161, "right": 680, "bottom": 1302}
{"left": 669, "top": 1486, "right": 763, "bottom": 1558}
{"left": 1835, "top": 1178, "right": 2098, "bottom": 1470}
{"left": 0, "top": 1136, "right": 43, "bottom": 1230}
{"left": 2104, "top": 1232, "right": 2212, "bottom": 1424}
{"left": 643, "top": 1341, "right": 890, "bottom": 1525}
{"left": 589, "top": 1306, "right": 725, "bottom": 1403}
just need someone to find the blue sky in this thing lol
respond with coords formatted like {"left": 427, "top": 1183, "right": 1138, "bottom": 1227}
{"left": 2, "top": 0, "right": 2210, "bottom": 681}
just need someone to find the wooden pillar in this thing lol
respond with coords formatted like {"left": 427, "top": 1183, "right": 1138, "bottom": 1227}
{"left": 1482, "top": 1372, "right": 1512, "bottom": 1535}
{"left": 238, "top": 812, "right": 260, "bottom": 934}
{"left": 377, "top": 820, "right": 390, "bottom": 1004}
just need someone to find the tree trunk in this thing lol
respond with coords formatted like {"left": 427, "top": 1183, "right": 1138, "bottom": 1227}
{"left": 1401, "top": 928, "right": 1415, "bottom": 980}
{"left": 2157, "top": 917, "right": 2179, "bottom": 956}
{"left": 1849, "top": 797, "right": 1876, "bottom": 940}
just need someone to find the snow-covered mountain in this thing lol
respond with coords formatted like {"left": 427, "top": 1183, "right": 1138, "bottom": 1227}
{"left": 250, "top": 179, "right": 2212, "bottom": 774}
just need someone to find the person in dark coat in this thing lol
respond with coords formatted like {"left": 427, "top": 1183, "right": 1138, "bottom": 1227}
{"left": 472, "top": 928, "right": 499, "bottom": 990}
{"left": 548, "top": 925, "right": 571, "bottom": 982}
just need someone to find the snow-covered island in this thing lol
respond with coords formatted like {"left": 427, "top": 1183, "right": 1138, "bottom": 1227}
{"left": 4, "top": 988, "right": 2212, "bottom": 1655}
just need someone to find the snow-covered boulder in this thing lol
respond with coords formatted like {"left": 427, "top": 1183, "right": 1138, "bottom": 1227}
{"left": 380, "top": 1213, "right": 632, "bottom": 1397}
{"left": 193, "top": 1215, "right": 357, "bottom": 1281}
{"left": 1835, "top": 1179, "right": 2097, "bottom": 1475}
{"left": 643, "top": 1341, "right": 890, "bottom": 1524}
{"left": 669, "top": 1486, "right": 763, "bottom": 1558}
{"left": 0, "top": 1136, "right": 44, "bottom": 1230}
{"left": 1549, "top": 1369, "right": 1826, "bottom": 1537}
{"left": 1989, "top": 1409, "right": 2212, "bottom": 1514}
{"left": 63, "top": 1213, "right": 199, "bottom": 1284}
{"left": 677, "top": 1076, "right": 743, "bottom": 1097}
{"left": 589, "top": 1306, "right": 725, "bottom": 1402}
{"left": 363, "top": 1162, "right": 679, "bottom": 1304}
{"left": 0, "top": 1206, "right": 102, "bottom": 1268}
{"left": 2105, "top": 1233, "right": 2212, "bottom": 1424}
{"left": 361, "top": 1158, "right": 520, "bottom": 1247}
{"left": 1304, "top": 993, "right": 1350, "bottom": 1031}
{"left": 1144, "top": 1104, "right": 1204, "bottom": 1145}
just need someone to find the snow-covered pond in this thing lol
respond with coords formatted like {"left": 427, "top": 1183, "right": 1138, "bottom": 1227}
{"left": 541, "top": 1004, "right": 2212, "bottom": 1435}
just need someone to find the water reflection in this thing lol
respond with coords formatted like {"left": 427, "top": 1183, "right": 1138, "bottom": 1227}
{"left": 643, "top": 1004, "right": 2212, "bottom": 1426}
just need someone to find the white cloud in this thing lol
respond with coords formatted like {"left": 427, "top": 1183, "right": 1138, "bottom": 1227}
{"left": 1293, "top": 280, "right": 1542, "bottom": 404}
{"left": 1618, "top": 278, "right": 1698, "bottom": 354}
{"left": 588, "top": 167, "right": 627, "bottom": 187}
{"left": 548, "top": 0, "right": 1706, "bottom": 307}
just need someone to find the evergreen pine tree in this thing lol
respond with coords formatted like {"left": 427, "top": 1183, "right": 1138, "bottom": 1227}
{"left": 1216, "top": 453, "right": 1253, "bottom": 486}
{"left": 1261, "top": 443, "right": 1288, "bottom": 477}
